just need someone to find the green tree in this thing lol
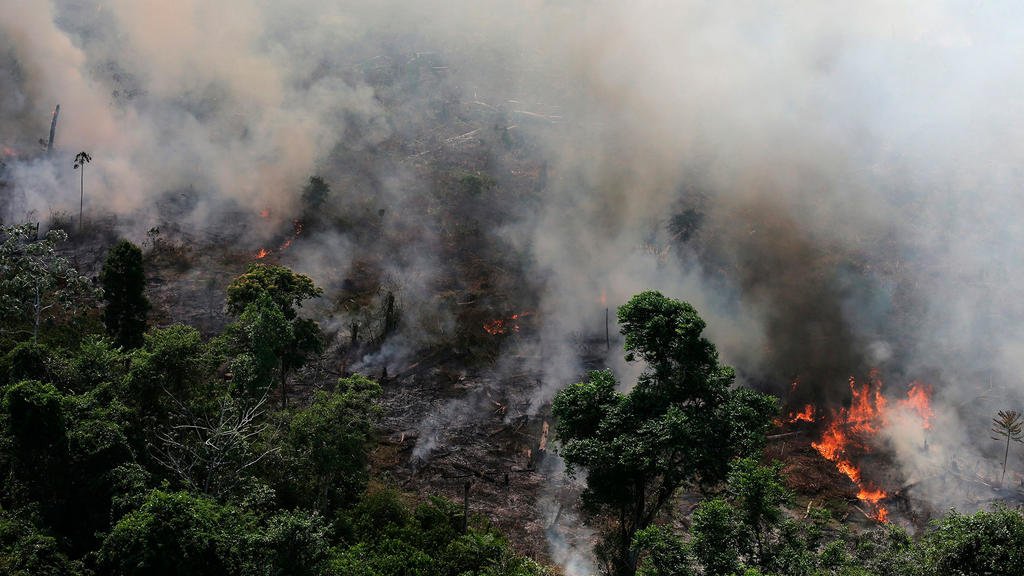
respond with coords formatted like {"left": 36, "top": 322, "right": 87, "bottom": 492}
{"left": 632, "top": 526, "right": 692, "bottom": 576}
{"left": 991, "top": 410, "right": 1023, "bottom": 485}
{"left": 0, "top": 381, "right": 69, "bottom": 522}
{"left": 301, "top": 175, "right": 330, "bottom": 213}
{"left": 226, "top": 264, "right": 322, "bottom": 321}
{"left": 73, "top": 152, "right": 91, "bottom": 233}
{"left": 226, "top": 264, "right": 324, "bottom": 408}
{"left": 0, "top": 509, "right": 86, "bottom": 576}
{"left": 851, "top": 524, "right": 919, "bottom": 576}
{"left": 1, "top": 342, "right": 52, "bottom": 385}
{"left": 101, "top": 240, "right": 150, "bottom": 348}
{"left": 248, "top": 509, "right": 334, "bottom": 576}
{"left": 690, "top": 498, "right": 742, "bottom": 576}
{"left": 0, "top": 223, "right": 99, "bottom": 343}
{"left": 920, "top": 505, "right": 1024, "bottom": 576}
{"left": 727, "top": 458, "right": 791, "bottom": 567}
{"left": 227, "top": 293, "right": 292, "bottom": 397}
{"left": 275, "top": 375, "right": 381, "bottom": 511}
{"left": 551, "top": 291, "right": 777, "bottom": 576}
{"left": 126, "top": 324, "right": 215, "bottom": 425}
{"left": 96, "top": 489, "right": 251, "bottom": 576}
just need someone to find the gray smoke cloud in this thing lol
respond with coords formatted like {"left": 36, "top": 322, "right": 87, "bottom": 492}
{"left": 4, "top": 0, "right": 1024, "bottom": 563}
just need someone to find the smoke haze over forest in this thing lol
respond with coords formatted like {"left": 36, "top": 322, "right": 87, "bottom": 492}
{"left": 4, "top": 0, "right": 1024, "bottom": 520}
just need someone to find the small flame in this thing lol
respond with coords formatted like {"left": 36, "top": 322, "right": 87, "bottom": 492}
{"left": 1, "top": 146, "right": 16, "bottom": 158}
{"left": 899, "top": 382, "right": 934, "bottom": 429}
{"left": 600, "top": 290, "right": 607, "bottom": 306}
{"left": 260, "top": 208, "right": 270, "bottom": 219}
{"left": 787, "top": 404, "right": 815, "bottom": 423}
{"left": 484, "top": 311, "right": 532, "bottom": 335}
{"left": 254, "top": 220, "right": 303, "bottom": 259}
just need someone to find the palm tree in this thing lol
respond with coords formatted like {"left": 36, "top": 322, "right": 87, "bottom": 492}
{"left": 73, "top": 151, "right": 91, "bottom": 233}
{"left": 991, "top": 410, "right": 1024, "bottom": 485}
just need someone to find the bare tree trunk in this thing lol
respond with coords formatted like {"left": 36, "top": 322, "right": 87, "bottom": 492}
{"left": 280, "top": 359, "right": 287, "bottom": 410}
{"left": 79, "top": 166, "right": 84, "bottom": 234}
{"left": 463, "top": 480, "right": 471, "bottom": 534}
{"left": 1003, "top": 434, "right": 1011, "bottom": 485}
{"left": 33, "top": 283, "right": 40, "bottom": 343}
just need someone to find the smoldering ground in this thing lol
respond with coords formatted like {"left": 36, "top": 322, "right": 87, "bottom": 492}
{"left": 4, "top": 0, "right": 1024, "bottom": 562}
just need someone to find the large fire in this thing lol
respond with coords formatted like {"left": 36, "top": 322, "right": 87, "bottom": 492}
{"left": 799, "top": 370, "right": 934, "bottom": 523}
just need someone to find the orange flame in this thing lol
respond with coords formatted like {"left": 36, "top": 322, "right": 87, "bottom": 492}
{"left": 254, "top": 220, "right": 303, "bottom": 259}
{"left": 484, "top": 311, "right": 532, "bottom": 335}
{"left": 803, "top": 373, "right": 933, "bottom": 523}
{"left": 898, "top": 382, "right": 933, "bottom": 429}
{"left": 1, "top": 146, "right": 16, "bottom": 158}
{"left": 787, "top": 404, "right": 815, "bottom": 423}
{"left": 600, "top": 290, "right": 607, "bottom": 306}
{"left": 810, "top": 373, "right": 889, "bottom": 522}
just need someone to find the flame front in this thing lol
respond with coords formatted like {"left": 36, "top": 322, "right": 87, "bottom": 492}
{"left": 810, "top": 373, "right": 889, "bottom": 522}
{"left": 255, "top": 219, "right": 303, "bottom": 259}
{"left": 806, "top": 372, "right": 934, "bottom": 523}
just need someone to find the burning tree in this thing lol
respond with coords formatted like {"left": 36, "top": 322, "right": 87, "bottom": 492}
{"left": 991, "top": 410, "right": 1023, "bottom": 485}
{"left": 552, "top": 291, "right": 777, "bottom": 576}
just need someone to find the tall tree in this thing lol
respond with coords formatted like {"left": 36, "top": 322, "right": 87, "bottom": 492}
{"left": 100, "top": 239, "right": 150, "bottom": 348}
{"left": 0, "top": 223, "right": 99, "bottom": 343}
{"left": 300, "top": 175, "right": 330, "bottom": 213}
{"left": 73, "top": 151, "right": 91, "bottom": 233}
{"left": 991, "top": 410, "right": 1024, "bottom": 485}
{"left": 552, "top": 291, "right": 777, "bottom": 576}
{"left": 226, "top": 264, "right": 324, "bottom": 408}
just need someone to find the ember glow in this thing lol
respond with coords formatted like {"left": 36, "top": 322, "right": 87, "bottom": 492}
{"left": 483, "top": 312, "right": 532, "bottom": 335}
{"left": 804, "top": 371, "right": 934, "bottom": 523}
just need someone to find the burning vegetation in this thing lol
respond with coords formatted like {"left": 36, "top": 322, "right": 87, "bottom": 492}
{"left": 775, "top": 372, "right": 940, "bottom": 524}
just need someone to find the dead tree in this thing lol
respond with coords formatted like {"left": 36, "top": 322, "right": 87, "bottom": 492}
{"left": 150, "top": 388, "right": 278, "bottom": 497}
{"left": 47, "top": 105, "right": 60, "bottom": 153}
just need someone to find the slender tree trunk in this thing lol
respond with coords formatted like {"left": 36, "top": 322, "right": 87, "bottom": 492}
{"left": 1003, "top": 434, "right": 1011, "bottom": 485}
{"left": 33, "top": 283, "right": 40, "bottom": 343}
{"left": 280, "top": 359, "right": 287, "bottom": 410}
{"left": 79, "top": 166, "right": 84, "bottom": 234}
